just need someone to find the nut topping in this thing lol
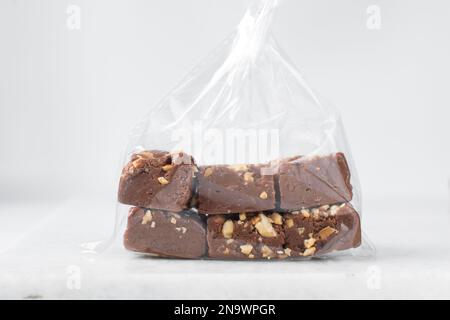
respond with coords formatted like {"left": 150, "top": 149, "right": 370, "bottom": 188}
{"left": 285, "top": 218, "right": 294, "bottom": 228}
{"left": 132, "top": 158, "right": 146, "bottom": 169}
{"left": 259, "top": 191, "right": 268, "bottom": 199}
{"left": 270, "top": 212, "right": 283, "bottom": 225}
{"left": 303, "top": 247, "right": 316, "bottom": 257}
{"left": 162, "top": 164, "right": 173, "bottom": 172}
{"left": 304, "top": 237, "right": 316, "bottom": 249}
{"left": 239, "top": 213, "right": 247, "bottom": 221}
{"left": 204, "top": 167, "right": 213, "bottom": 177}
{"left": 141, "top": 211, "right": 153, "bottom": 224}
{"left": 254, "top": 213, "right": 277, "bottom": 238}
{"left": 240, "top": 244, "right": 253, "bottom": 255}
{"left": 301, "top": 209, "right": 310, "bottom": 218}
{"left": 318, "top": 226, "right": 338, "bottom": 240}
{"left": 284, "top": 248, "right": 292, "bottom": 256}
{"left": 222, "top": 220, "right": 234, "bottom": 239}
{"left": 157, "top": 177, "right": 169, "bottom": 185}
{"left": 261, "top": 245, "right": 274, "bottom": 258}
{"left": 250, "top": 215, "right": 261, "bottom": 225}
{"left": 330, "top": 205, "right": 339, "bottom": 216}
{"left": 243, "top": 172, "right": 254, "bottom": 182}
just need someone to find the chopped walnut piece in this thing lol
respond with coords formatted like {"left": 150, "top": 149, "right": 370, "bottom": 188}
{"left": 270, "top": 212, "right": 283, "bottom": 225}
{"left": 284, "top": 248, "right": 292, "bottom": 256}
{"left": 161, "top": 164, "right": 173, "bottom": 172}
{"left": 261, "top": 245, "right": 274, "bottom": 258}
{"left": 303, "top": 247, "right": 316, "bottom": 257}
{"left": 318, "top": 226, "right": 338, "bottom": 240}
{"left": 250, "top": 215, "right": 261, "bottom": 225}
{"left": 157, "top": 177, "right": 169, "bottom": 185}
{"left": 204, "top": 167, "right": 213, "bottom": 177}
{"left": 170, "top": 217, "right": 177, "bottom": 224}
{"left": 132, "top": 158, "right": 146, "bottom": 169}
{"left": 297, "top": 227, "right": 305, "bottom": 236}
{"left": 141, "top": 211, "right": 153, "bottom": 225}
{"left": 150, "top": 221, "right": 156, "bottom": 228}
{"left": 222, "top": 220, "right": 234, "bottom": 239}
{"left": 259, "top": 191, "right": 268, "bottom": 199}
{"left": 330, "top": 205, "right": 339, "bottom": 216}
{"left": 243, "top": 172, "right": 254, "bottom": 183}
{"left": 240, "top": 244, "right": 253, "bottom": 255}
{"left": 255, "top": 213, "right": 277, "bottom": 238}
{"left": 239, "top": 213, "right": 247, "bottom": 221}
{"left": 304, "top": 237, "right": 316, "bottom": 249}
{"left": 285, "top": 218, "right": 294, "bottom": 228}
{"left": 301, "top": 209, "right": 310, "bottom": 218}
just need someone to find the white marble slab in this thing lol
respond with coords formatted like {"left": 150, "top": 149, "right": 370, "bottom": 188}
{"left": 1, "top": 196, "right": 449, "bottom": 299}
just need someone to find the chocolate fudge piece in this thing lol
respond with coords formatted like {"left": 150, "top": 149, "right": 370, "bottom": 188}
{"left": 124, "top": 207, "right": 206, "bottom": 259}
{"left": 197, "top": 164, "right": 276, "bottom": 214}
{"left": 207, "top": 212, "right": 286, "bottom": 259}
{"left": 206, "top": 204, "right": 361, "bottom": 260}
{"left": 118, "top": 150, "right": 196, "bottom": 212}
{"left": 283, "top": 203, "right": 361, "bottom": 257}
{"left": 277, "top": 153, "right": 353, "bottom": 211}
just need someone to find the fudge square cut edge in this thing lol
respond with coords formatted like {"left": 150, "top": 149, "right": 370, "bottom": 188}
{"left": 207, "top": 212, "right": 286, "bottom": 259}
{"left": 206, "top": 204, "right": 361, "bottom": 260}
{"left": 118, "top": 150, "right": 196, "bottom": 212}
{"left": 277, "top": 152, "right": 353, "bottom": 211}
{"left": 124, "top": 207, "right": 207, "bottom": 259}
{"left": 283, "top": 203, "right": 361, "bottom": 257}
{"left": 197, "top": 163, "right": 276, "bottom": 214}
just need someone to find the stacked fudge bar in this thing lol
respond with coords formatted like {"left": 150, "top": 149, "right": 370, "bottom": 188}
{"left": 119, "top": 150, "right": 361, "bottom": 260}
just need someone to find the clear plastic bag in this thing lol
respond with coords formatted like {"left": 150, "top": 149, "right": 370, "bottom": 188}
{"left": 114, "top": 0, "right": 374, "bottom": 260}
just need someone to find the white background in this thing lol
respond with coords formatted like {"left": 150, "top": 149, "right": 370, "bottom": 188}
{"left": 0, "top": 0, "right": 449, "bottom": 299}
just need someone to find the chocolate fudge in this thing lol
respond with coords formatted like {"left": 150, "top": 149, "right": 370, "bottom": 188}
{"left": 283, "top": 203, "right": 361, "bottom": 257}
{"left": 277, "top": 153, "right": 353, "bottom": 211}
{"left": 124, "top": 207, "right": 206, "bottom": 259}
{"left": 206, "top": 204, "right": 361, "bottom": 259}
{"left": 118, "top": 150, "right": 196, "bottom": 212}
{"left": 197, "top": 164, "right": 276, "bottom": 214}
{"left": 207, "top": 212, "right": 285, "bottom": 259}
